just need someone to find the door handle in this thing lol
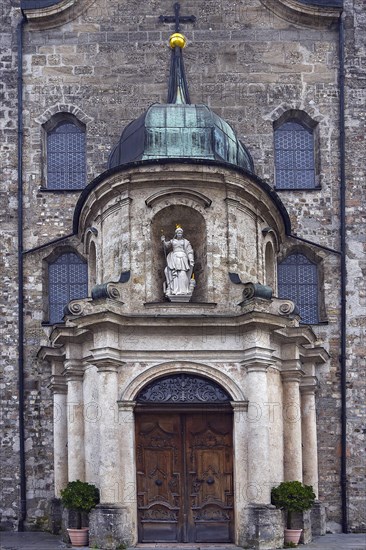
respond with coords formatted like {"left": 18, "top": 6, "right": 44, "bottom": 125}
{"left": 206, "top": 476, "right": 215, "bottom": 485}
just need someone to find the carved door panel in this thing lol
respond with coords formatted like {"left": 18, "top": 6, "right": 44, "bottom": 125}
{"left": 136, "top": 411, "right": 233, "bottom": 543}
{"left": 136, "top": 414, "right": 183, "bottom": 542}
{"left": 186, "top": 413, "right": 234, "bottom": 542}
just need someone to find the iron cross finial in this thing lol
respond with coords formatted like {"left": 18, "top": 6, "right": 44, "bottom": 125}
{"left": 159, "top": 2, "right": 196, "bottom": 33}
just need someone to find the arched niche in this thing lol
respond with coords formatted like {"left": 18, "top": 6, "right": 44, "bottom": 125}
{"left": 265, "top": 241, "right": 276, "bottom": 292}
{"left": 89, "top": 241, "right": 97, "bottom": 291}
{"left": 151, "top": 205, "right": 207, "bottom": 302}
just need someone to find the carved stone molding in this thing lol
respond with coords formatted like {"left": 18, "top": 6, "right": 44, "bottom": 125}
{"left": 23, "top": 0, "right": 97, "bottom": 30}
{"left": 64, "top": 299, "right": 86, "bottom": 317}
{"left": 260, "top": 0, "right": 342, "bottom": 28}
{"left": 91, "top": 282, "right": 123, "bottom": 301}
{"left": 242, "top": 282, "right": 273, "bottom": 302}
{"left": 145, "top": 188, "right": 212, "bottom": 209}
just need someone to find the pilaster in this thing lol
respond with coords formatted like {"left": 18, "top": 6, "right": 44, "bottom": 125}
{"left": 96, "top": 362, "right": 121, "bottom": 504}
{"left": 48, "top": 375, "right": 68, "bottom": 497}
{"left": 281, "top": 370, "right": 303, "bottom": 482}
{"left": 231, "top": 400, "right": 249, "bottom": 544}
{"left": 65, "top": 361, "right": 85, "bottom": 482}
{"left": 301, "top": 375, "right": 319, "bottom": 497}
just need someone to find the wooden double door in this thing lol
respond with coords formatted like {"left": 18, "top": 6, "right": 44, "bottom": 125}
{"left": 136, "top": 410, "right": 234, "bottom": 543}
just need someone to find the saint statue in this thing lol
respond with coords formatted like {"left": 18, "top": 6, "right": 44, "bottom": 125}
{"left": 161, "top": 225, "right": 195, "bottom": 301}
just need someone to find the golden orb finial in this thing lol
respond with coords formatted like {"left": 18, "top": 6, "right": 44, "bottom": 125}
{"left": 169, "top": 32, "right": 187, "bottom": 49}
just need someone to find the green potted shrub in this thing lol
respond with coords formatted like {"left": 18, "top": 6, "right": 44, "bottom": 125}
{"left": 271, "top": 480, "right": 316, "bottom": 546}
{"left": 60, "top": 480, "right": 100, "bottom": 547}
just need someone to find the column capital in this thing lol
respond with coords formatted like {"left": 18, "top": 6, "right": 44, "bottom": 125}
{"left": 241, "top": 346, "right": 275, "bottom": 371}
{"left": 117, "top": 400, "right": 136, "bottom": 412}
{"left": 230, "top": 400, "right": 248, "bottom": 412}
{"left": 64, "top": 360, "right": 84, "bottom": 381}
{"left": 281, "top": 370, "right": 303, "bottom": 383}
{"left": 48, "top": 375, "right": 67, "bottom": 394}
{"left": 91, "top": 347, "right": 125, "bottom": 368}
{"left": 300, "top": 375, "right": 319, "bottom": 394}
{"left": 96, "top": 363, "right": 120, "bottom": 374}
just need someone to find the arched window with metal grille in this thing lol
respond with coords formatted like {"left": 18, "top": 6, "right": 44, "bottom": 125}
{"left": 278, "top": 252, "right": 319, "bottom": 324}
{"left": 274, "top": 119, "right": 316, "bottom": 190}
{"left": 45, "top": 115, "right": 86, "bottom": 190}
{"left": 48, "top": 252, "right": 88, "bottom": 324}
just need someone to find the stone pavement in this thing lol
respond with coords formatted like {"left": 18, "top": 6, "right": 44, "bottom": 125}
{"left": 0, "top": 532, "right": 365, "bottom": 550}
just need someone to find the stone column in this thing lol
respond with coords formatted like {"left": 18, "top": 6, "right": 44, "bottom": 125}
{"left": 282, "top": 371, "right": 303, "bottom": 482}
{"left": 231, "top": 401, "right": 248, "bottom": 546}
{"left": 118, "top": 402, "right": 137, "bottom": 519}
{"left": 48, "top": 375, "right": 68, "bottom": 497}
{"left": 65, "top": 364, "right": 85, "bottom": 481}
{"left": 97, "top": 364, "right": 120, "bottom": 504}
{"left": 301, "top": 377, "right": 319, "bottom": 497}
{"left": 90, "top": 401, "right": 137, "bottom": 549}
{"left": 245, "top": 363, "right": 271, "bottom": 504}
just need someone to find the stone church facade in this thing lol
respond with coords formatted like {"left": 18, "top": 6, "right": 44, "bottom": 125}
{"left": 1, "top": 0, "right": 365, "bottom": 548}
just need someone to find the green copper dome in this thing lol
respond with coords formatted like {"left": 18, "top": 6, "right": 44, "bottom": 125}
{"left": 108, "top": 103, "right": 254, "bottom": 173}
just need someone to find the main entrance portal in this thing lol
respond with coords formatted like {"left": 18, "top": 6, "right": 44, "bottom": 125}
{"left": 136, "top": 411, "right": 234, "bottom": 543}
{"left": 135, "top": 372, "right": 234, "bottom": 544}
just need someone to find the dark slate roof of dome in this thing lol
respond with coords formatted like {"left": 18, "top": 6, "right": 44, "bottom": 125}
{"left": 108, "top": 103, "right": 254, "bottom": 173}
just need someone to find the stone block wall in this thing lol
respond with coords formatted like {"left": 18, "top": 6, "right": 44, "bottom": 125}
{"left": 0, "top": 0, "right": 364, "bottom": 534}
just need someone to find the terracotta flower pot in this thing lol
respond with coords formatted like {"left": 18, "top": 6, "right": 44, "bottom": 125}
{"left": 284, "top": 528, "right": 302, "bottom": 545}
{"left": 67, "top": 527, "right": 89, "bottom": 547}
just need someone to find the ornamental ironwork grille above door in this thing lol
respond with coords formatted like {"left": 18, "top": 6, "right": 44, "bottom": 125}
{"left": 136, "top": 373, "right": 231, "bottom": 404}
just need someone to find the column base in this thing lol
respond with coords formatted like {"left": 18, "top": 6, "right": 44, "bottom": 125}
{"left": 239, "top": 505, "right": 284, "bottom": 549}
{"left": 311, "top": 501, "right": 327, "bottom": 536}
{"left": 89, "top": 504, "right": 133, "bottom": 550}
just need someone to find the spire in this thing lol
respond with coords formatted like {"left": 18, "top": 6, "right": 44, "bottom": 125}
{"left": 159, "top": 3, "right": 195, "bottom": 105}
{"left": 167, "top": 33, "right": 190, "bottom": 104}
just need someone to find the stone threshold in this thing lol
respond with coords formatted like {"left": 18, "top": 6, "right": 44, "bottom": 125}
{"left": 130, "top": 545, "right": 240, "bottom": 550}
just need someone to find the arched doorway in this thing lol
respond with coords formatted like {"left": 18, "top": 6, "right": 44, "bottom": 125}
{"left": 135, "top": 373, "right": 234, "bottom": 543}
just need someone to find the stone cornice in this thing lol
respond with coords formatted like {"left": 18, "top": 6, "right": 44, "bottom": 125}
{"left": 50, "top": 325, "right": 91, "bottom": 347}
{"left": 62, "top": 309, "right": 294, "bottom": 332}
{"left": 37, "top": 345, "right": 65, "bottom": 363}
{"left": 274, "top": 326, "right": 317, "bottom": 346}
{"left": 300, "top": 346, "right": 330, "bottom": 364}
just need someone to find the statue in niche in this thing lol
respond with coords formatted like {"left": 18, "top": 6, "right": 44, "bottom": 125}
{"left": 161, "top": 225, "right": 196, "bottom": 302}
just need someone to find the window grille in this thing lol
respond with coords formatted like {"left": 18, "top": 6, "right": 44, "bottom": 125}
{"left": 47, "top": 120, "right": 86, "bottom": 190}
{"left": 48, "top": 253, "right": 88, "bottom": 324}
{"left": 274, "top": 121, "right": 315, "bottom": 189}
{"left": 278, "top": 253, "right": 319, "bottom": 324}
